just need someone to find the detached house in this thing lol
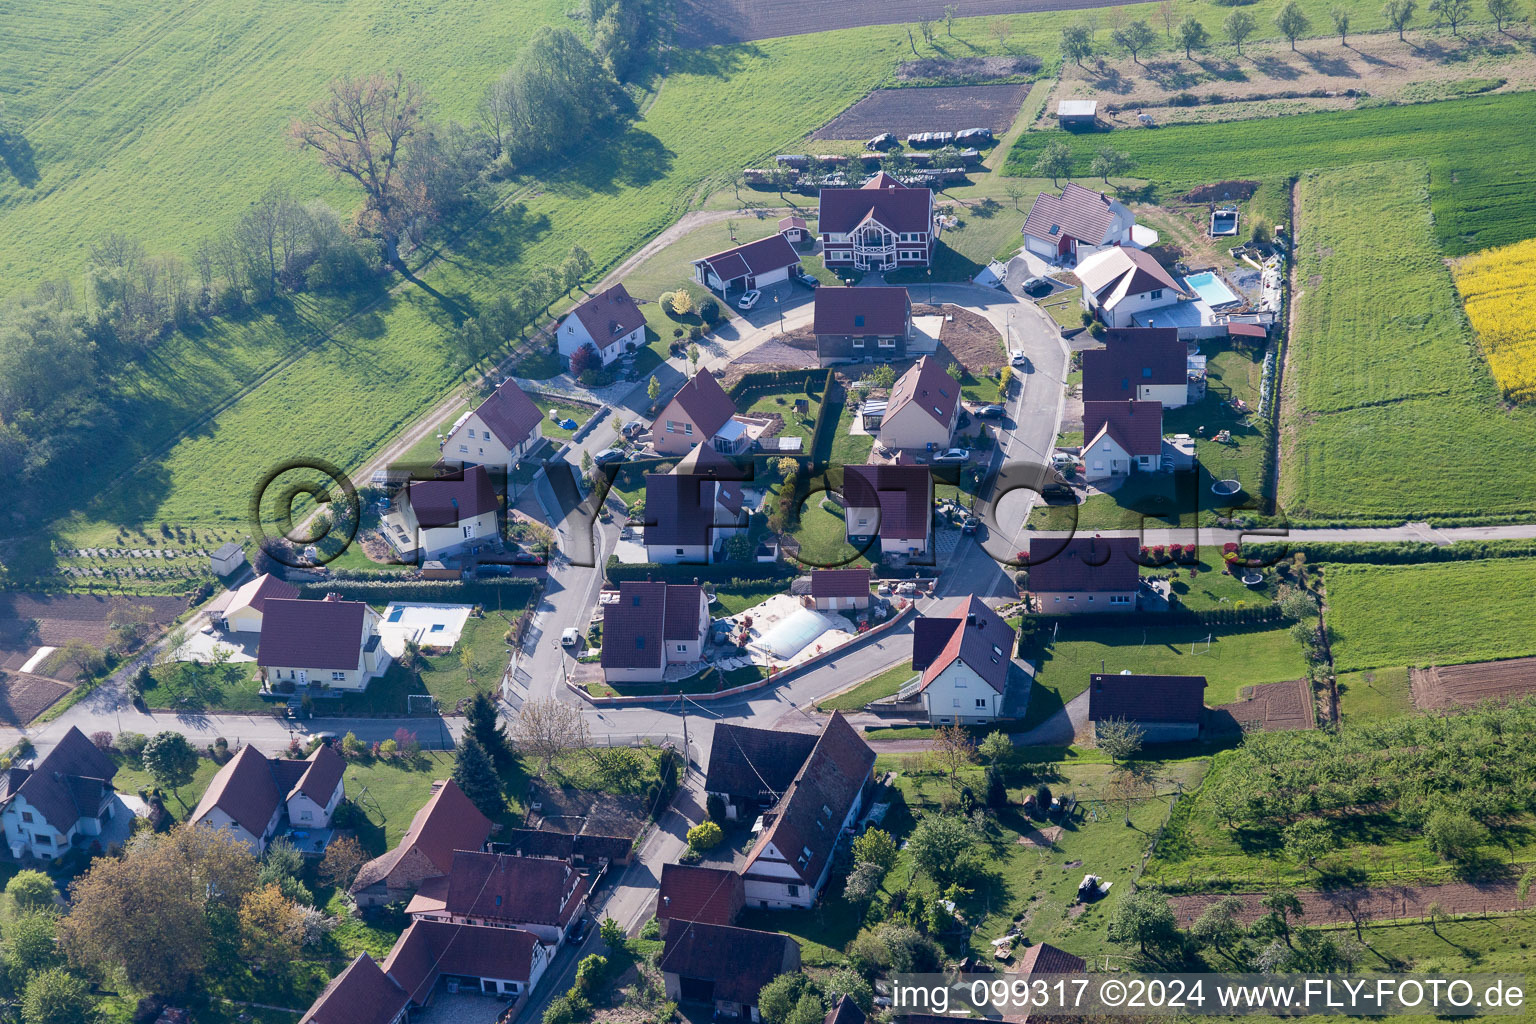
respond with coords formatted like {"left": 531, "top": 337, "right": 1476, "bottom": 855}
{"left": 809, "top": 568, "right": 871, "bottom": 611}
{"left": 907, "top": 596, "right": 1017, "bottom": 724}
{"left": 1082, "top": 327, "right": 1190, "bottom": 409}
{"left": 1088, "top": 673, "right": 1207, "bottom": 742}
{"left": 1081, "top": 399, "right": 1164, "bottom": 482}
{"left": 879, "top": 356, "right": 960, "bottom": 451}
{"left": 657, "top": 863, "right": 747, "bottom": 934}
{"left": 210, "top": 572, "right": 297, "bottom": 633}
{"left": 301, "top": 953, "right": 409, "bottom": 1024}
{"left": 599, "top": 581, "right": 710, "bottom": 684}
{"left": 842, "top": 463, "right": 933, "bottom": 557}
{"left": 653, "top": 370, "right": 741, "bottom": 457}
{"left": 407, "top": 850, "right": 591, "bottom": 946}
{"left": 812, "top": 286, "right": 912, "bottom": 366}
{"left": 1076, "top": 247, "right": 1189, "bottom": 329}
{"left": 559, "top": 284, "right": 646, "bottom": 367}
{"left": 442, "top": 379, "right": 544, "bottom": 475}
{"left": 351, "top": 779, "right": 492, "bottom": 908}
{"left": 643, "top": 447, "right": 748, "bottom": 564}
{"left": 741, "top": 711, "right": 876, "bottom": 909}
{"left": 1022, "top": 183, "right": 1137, "bottom": 262}
{"left": 0, "top": 727, "right": 119, "bottom": 861}
{"left": 704, "top": 725, "right": 818, "bottom": 822}
{"left": 191, "top": 743, "right": 346, "bottom": 854}
{"left": 257, "top": 595, "right": 391, "bottom": 692}
{"left": 387, "top": 465, "right": 501, "bottom": 563}
{"left": 819, "top": 174, "right": 936, "bottom": 272}
{"left": 693, "top": 234, "right": 802, "bottom": 296}
{"left": 1026, "top": 535, "right": 1141, "bottom": 612}
{"left": 385, "top": 919, "right": 550, "bottom": 1007}
{"left": 661, "top": 923, "right": 801, "bottom": 1021}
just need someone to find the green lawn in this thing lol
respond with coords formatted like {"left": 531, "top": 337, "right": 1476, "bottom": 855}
{"left": 828, "top": 393, "right": 875, "bottom": 467}
{"left": 111, "top": 752, "right": 223, "bottom": 819}
{"left": 142, "top": 661, "right": 268, "bottom": 713}
{"left": 790, "top": 497, "right": 872, "bottom": 569}
{"left": 739, "top": 387, "right": 822, "bottom": 444}
{"left": 711, "top": 583, "right": 782, "bottom": 616}
{"left": 529, "top": 394, "right": 598, "bottom": 442}
{"left": 1326, "top": 558, "right": 1536, "bottom": 671}
{"left": 342, "top": 751, "right": 460, "bottom": 852}
{"left": 1037, "top": 289, "right": 1083, "bottom": 330}
{"left": 1150, "top": 547, "right": 1283, "bottom": 612}
{"left": 1336, "top": 666, "right": 1414, "bottom": 721}
{"left": 585, "top": 663, "right": 766, "bottom": 698}
{"left": 411, "top": 611, "right": 519, "bottom": 711}
{"left": 816, "top": 661, "right": 915, "bottom": 711}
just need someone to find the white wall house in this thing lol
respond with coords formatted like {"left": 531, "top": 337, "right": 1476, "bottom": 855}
{"left": 192, "top": 743, "right": 347, "bottom": 855}
{"left": 258, "top": 596, "right": 391, "bottom": 693}
{"left": 558, "top": 284, "right": 647, "bottom": 367}
{"left": 906, "top": 597, "right": 1016, "bottom": 725}
{"left": 387, "top": 465, "right": 501, "bottom": 563}
{"left": 0, "top": 727, "right": 119, "bottom": 860}
{"left": 1021, "top": 183, "right": 1137, "bottom": 261}
{"left": 442, "top": 379, "right": 544, "bottom": 475}
{"left": 217, "top": 572, "right": 298, "bottom": 633}
{"left": 1077, "top": 247, "right": 1188, "bottom": 329}
{"left": 877, "top": 356, "right": 960, "bottom": 452}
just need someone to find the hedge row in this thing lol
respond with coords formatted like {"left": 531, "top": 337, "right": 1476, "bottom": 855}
{"left": 725, "top": 368, "right": 827, "bottom": 401}
{"left": 807, "top": 370, "right": 843, "bottom": 470}
{"left": 1246, "top": 539, "right": 1536, "bottom": 566}
{"left": 1019, "top": 602, "right": 1293, "bottom": 641}
{"left": 295, "top": 579, "right": 539, "bottom": 608}
{"left": 605, "top": 557, "right": 800, "bottom": 586}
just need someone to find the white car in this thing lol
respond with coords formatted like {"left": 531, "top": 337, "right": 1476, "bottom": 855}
{"left": 737, "top": 289, "right": 762, "bottom": 310}
{"left": 560, "top": 628, "right": 581, "bottom": 648}
{"left": 932, "top": 448, "right": 969, "bottom": 463}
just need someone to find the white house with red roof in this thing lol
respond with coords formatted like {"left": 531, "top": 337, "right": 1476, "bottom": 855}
{"left": 778, "top": 215, "right": 809, "bottom": 243}
{"left": 1026, "top": 535, "right": 1141, "bottom": 612}
{"left": 442, "top": 379, "right": 544, "bottom": 474}
{"left": 558, "top": 284, "right": 646, "bottom": 367}
{"left": 0, "top": 727, "right": 120, "bottom": 860}
{"left": 388, "top": 465, "right": 501, "bottom": 562}
{"left": 1081, "top": 399, "right": 1164, "bottom": 482}
{"left": 212, "top": 572, "right": 298, "bottom": 633}
{"left": 257, "top": 595, "right": 390, "bottom": 692}
{"left": 600, "top": 581, "right": 710, "bottom": 683}
{"left": 1022, "top": 183, "right": 1138, "bottom": 261}
{"left": 643, "top": 446, "right": 747, "bottom": 564}
{"left": 652, "top": 370, "right": 742, "bottom": 457}
{"left": 692, "top": 234, "right": 802, "bottom": 295}
{"left": 1076, "top": 247, "right": 1190, "bottom": 328}
{"left": 818, "top": 174, "right": 936, "bottom": 271}
{"left": 878, "top": 356, "right": 960, "bottom": 451}
{"left": 906, "top": 596, "right": 1017, "bottom": 724}
{"left": 191, "top": 743, "right": 346, "bottom": 854}
{"left": 842, "top": 463, "right": 932, "bottom": 557}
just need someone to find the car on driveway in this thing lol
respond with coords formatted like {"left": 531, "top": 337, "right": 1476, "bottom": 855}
{"left": 796, "top": 273, "right": 819, "bottom": 290}
{"left": 1010, "top": 351, "right": 1032, "bottom": 368}
{"left": 737, "top": 290, "right": 762, "bottom": 310}
{"left": 594, "top": 448, "right": 625, "bottom": 464}
{"left": 975, "top": 404, "right": 1005, "bottom": 419}
{"left": 1021, "top": 277, "right": 1052, "bottom": 297}
{"left": 932, "top": 448, "right": 969, "bottom": 463}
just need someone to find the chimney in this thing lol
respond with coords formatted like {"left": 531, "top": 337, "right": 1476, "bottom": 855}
{"left": 322, "top": 592, "right": 341, "bottom": 603}
{"left": 1148, "top": 319, "right": 1155, "bottom": 328}
{"left": 1127, "top": 398, "right": 1135, "bottom": 415}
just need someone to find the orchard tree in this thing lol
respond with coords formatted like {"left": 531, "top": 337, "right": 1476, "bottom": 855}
{"left": 1060, "top": 24, "right": 1094, "bottom": 66}
{"left": 851, "top": 827, "right": 898, "bottom": 873}
{"left": 1113, "top": 19, "right": 1158, "bottom": 63}
{"left": 1486, "top": 0, "right": 1517, "bottom": 30}
{"left": 1383, "top": 0, "right": 1417, "bottom": 39}
{"left": 1282, "top": 817, "right": 1336, "bottom": 873}
{"left": 1275, "top": 1, "right": 1312, "bottom": 48}
{"left": 1095, "top": 716, "right": 1144, "bottom": 764}
{"left": 905, "top": 813, "right": 979, "bottom": 883}
{"left": 1225, "top": 9, "right": 1258, "bottom": 52}
{"left": 1178, "top": 15, "right": 1210, "bottom": 57}
{"left": 6, "top": 871, "right": 57, "bottom": 912}
{"left": 1090, "top": 148, "right": 1135, "bottom": 184}
{"left": 1429, "top": 0, "right": 1473, "bottom": 33}
{"left": 1032, "top": 141, "right": 1073, "bottom": 186}
{"left": 1331, "top": 7, "right": 1351, "bottom": 42}
{"left": 1107, "top": 888, "right": 1181, "bottom": 959}
{"left": 1260, "top": 888, "right": 1304, "bottom": 947}
{"left": 930, "top": 724, "right": 977, "bottom": 788}
{"left": 512, "top": 697, "right": 590, "bottom": 776}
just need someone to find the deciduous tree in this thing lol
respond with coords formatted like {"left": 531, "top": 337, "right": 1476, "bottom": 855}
{"left": 1095, "top": 716, "right": 1144, "bottom": 764}
{"left": 906, "top": 813, "right": 979, "bottom": 883}
{"left": 1060, "top": 24, "right": 1094, "bottom": 65}
{"left": 1225, "top": 9, "right": 1258, "bottom": 52}
{"left": 319, "top": 835, "right": 368, "bottom": 889}
{"left": 1112, "top": 19, "right": 1158, "bottom": 62}
{"left": 1275, "top": 1, "right": 1312, "bottom": 48}
{"left": 21, "top": 968, "right": 94, "bottom": 1024}
{"left": 511, "top": 697, "right": 590, "bottom": 776}
{"left": 1429, "top": 0, "right": 1472, "bottom": 33}
{"left": 1486, "top": 0, "right": 1517, "bottom": 30}
{"left": 1107, "top": 887, "right": 1181, "bottom": 958}
{"left": 1032, "top": 141, "right": 1073, "bottom": 186}
{"left": 6, "top": 871, "right": 56, "bottom": 912}
{"left": 142, "top": 731, "right": 198, "bottom": 798}
{"left": 1383, "top": 0, "right": 1417, "bottom": 39}
{"left": 1282, "top": 817, "right": 1336, "bottom": 872}
{"left": 239, "top": 884, "right": 306, "bottom": 973}
{"left": 931, "top": 725, "right": 978, "bottom": 788}
{"left": 851, "top": 827, "right": 898, "bottom": 873}
{"left": 1177, "top": 15, "right": 1210, "bottom": 57}
{"left": 1090, "top": 147, "right": 1136, "bottom": 183}
{"left": 1331, "top": 7, "right": 1351, "bottom": 43}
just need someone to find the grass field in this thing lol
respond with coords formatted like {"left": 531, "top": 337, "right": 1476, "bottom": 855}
{"left": 816, "top": 660, "right": 914, "bottom": 711}
{"left": 1336, "top": 665, "right": 1413, "bottom": 720}
{"left": 1326, "top": 558, "right": 1536, "bottom": 671}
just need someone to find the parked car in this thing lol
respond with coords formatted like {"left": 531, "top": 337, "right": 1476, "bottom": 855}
{"left": 594, "top": 447, "right": 625, "bottom": 464}
{"left": 975, "top": 405, "right": 1005, "bottom": 419}
{"left": 509, "top": 552, "right": 546, "bottom": 565}
{"left": 622, "top": 420, "right": 645, "bottom": 438}
{"left": 1011, "top": 351, "right": 1032, "bottom": 367}
{"left": 560, "top": 628, "right": 581, "bottom": 648}
{"left": 737, "top": 289, "right": 762, "bottom": 310}
{"left": 569, "top": 917, "right": 590, "bottom": 943}
{"left": 796, "top": 273, "right": 819, "bottom": 290}
{"left": 960, "top": 516, "right": 979, "bottom": 535}
{"left": 1021, "top": 277, "right": 1052, "bottom": 297}
{"left": 932, "top": 448, "right": 969, "bottom": 463}
{"left": 1050, "top": 453, "right": 1077, "bottom": 470}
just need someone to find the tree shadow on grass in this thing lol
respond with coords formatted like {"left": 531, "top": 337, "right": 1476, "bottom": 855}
{"left": 0, "top": 129, "right": 39, "bottom": 187}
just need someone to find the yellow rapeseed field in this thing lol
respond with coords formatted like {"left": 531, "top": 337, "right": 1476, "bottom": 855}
{"left": 1453, "top": 237, "right": 1536, "bottom": 401}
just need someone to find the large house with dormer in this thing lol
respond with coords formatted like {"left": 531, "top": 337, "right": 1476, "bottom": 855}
{"left": 0, "top": 727, "right": 119, "bottom": 861}
{"left": 441, "top": 379, "right": 544, "bottom": 474}
{"left": 257, "top": 595, "right": 391, "bottom": 692}
{"left": 878, "top": 355, "right": 960, "bottom": 451}
{"left": 559, "top": 284, "right": 647, "bottom": 367}
{"left": 907, "top": 596, "right": 1017, "bottom": 724}
{"left": 600, "top": 581, "right": 710, "bottom": 684}
{"left": 1022, "top": 182, "right": 1138, "bottom": 262}
{"left": 818, "top": 174, "right": 936, "bottom": 272}
{"left": 191, "top": 743, "right": 346, "bottom": 854}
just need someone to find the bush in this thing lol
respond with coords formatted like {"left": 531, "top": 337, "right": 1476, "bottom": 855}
{"left": 706, "top": 794, "right": 727, "bottom": 822}
{"left": 700, "top": 298, "right": 721, "bottom": 323}
{"left": 116, "top": 732, "right": 149, "bottom": 761}
{"left": 6, "top": 870, "right": 57, "bottom": 912}
{"left": 687, "top": 821, "right": 723, "bottom": 852}
{"left": 90, "top": 731, "right": 113, "bottom": 752}
{"left": 1169, "top": 92, "right": 1200, "bottom": 106}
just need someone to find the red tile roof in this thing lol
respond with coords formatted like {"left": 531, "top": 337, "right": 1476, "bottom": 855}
{"left": 569, "top": 284, "right": 646, "bottom": 350}
{"left": 842, "top": 464, "right": 932, "bottom": 541}
{"left": 1082, "top": 399, "right": 1164, "bottom": 457}
{"left": 384, "top": 920, "right": 541, "bottom": 1004}
{"left": 642, "top": 473, "right": 742, "bottom": 549}
{"left": 1082, "top": 330, "right": 1187, "bottom": 401}
{"left": 600, "top": 582, "right": 705, "bottom": 671}
{"left": 301, "top": 953, "right": 409, "bottom": 1024}
{"left": 256, "top": 597, "right": 370, "bottom": 671}
{"left": 351, "top": 779, "right": 492, "bottom": 895}
{"left": 1088, "top": 673, "right": 1206, "bottom": 724}
{"left": 227, "top": 573, "right": 299, "bottom": 615}
{"left": 290, "top": 743, "right": 345, "bottom": 806}
{"left": 886, "top": 356, "right": 959, "bottom": 429}
{"left": 1228, "top": 322, "right": 1267, "bottom": 338}
{"left": 695, "top": 234, "right": 801, "bottom": 284}
{"left": 1025, "top": 535, "right": 1141, "bottom": 593}
{"left": 779, "top": 215, "right": 808, "bottom": 232}
{"left": 810, "top": 568, "right": 871, "bottom": 599}
{"left": 910, "top": 595, "right": 1015, "bottom": 694}
{"left": 824, "top": 995, "right": 867, "bottom": 1024}
{"left": 819, "top": 179, "right": 933, "bottom": 235}
{"left": 659, "top": 923, "right": 800, "bottom": 1006}
{"left": 664, "top": 370, "right": 738, "bottom": 439}
{"left": 1022, "top": 183, "right": 1126, "bottom": 246}
{"left": 812, "top": 286, "right": 911, "bottom": 336}
{"left": 1015, "top": 942, "right": 1088, "bottom": 974}
{"left": 193, "top": 744, "right": 280, "bottom": 839}
{"left": 657, "top": 863, "right": 746, "bottom": 925}
{"left": 471, "top": 379, "right": 543, "bottom": 450}
{"left": 406, "top": 465, "right": 500, "bottom": 526}
{"left": 442, "top": 850, "right": 589, "bottom": 927}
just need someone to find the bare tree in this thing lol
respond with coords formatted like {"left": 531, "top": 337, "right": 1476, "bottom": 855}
{"left": 1005, "top": 181, "right": 1027, "bottom": 209}
{"left": 931, "top": 725, "right": 978, "bottom": 789}
{"left": 1428, "top": 0, "right": 1472, "bottom": 34}
{"left": 479, "top": 72, "right": 515, "bottom": 158}
{"left": 1382, "top": 0, "right": 1418, "bottom": 38}
{"left": 918, "top": 16, "right": 935, "bottom": 45}
{"left": 943, "top": 4, "right": 958, "bottom": 34}
{"left": 990, "top": 17, "right": 1012, "bottom": 48}
{"left": 1158, "top": 0, "right": 1177, "bottom": 36}
{"left": 1095, "top": 716, "right": 1144, "bottom": 764}
{"left": 512, "top": 698, "right": 590, "bottom": 776}
{"left": 1485, "top": 0, "right": 1517, "bottom": 30}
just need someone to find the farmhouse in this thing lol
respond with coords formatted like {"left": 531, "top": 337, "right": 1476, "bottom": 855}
{"left": 600, "top": 581, "right": 710, "bottom": 684}
{"left": 657, "top": 863, "right": 747, "bottom": 933}
{"left": 442, "top": 379, "right": 544, "bottom": 475}
{"left": 778, "top": 215, "right": 809, "bottom": 243}
{"left": 642, "top": 449, "right": 747, "bottom": 564}
{"left": 1076, "top": 247, "right": 1189, "bottom": 329}
{"left": 190, "top": 743, "right": 345, "bottom": 854}
{"left": 1087, "top": 673, "right": 1207, "bottom": 742}
{"left": 907, "top": 596, "right": 1017, "bottom": 724}
{"left": 652, "top": 370, "right": 741, "bottom": 456}
{"left": 741, "top": 711, "right": 876, "bottom": 909}
{"left": 704, "top": 724, "right": 818, "bottom": 821}
{"left": 1021, "top": 183, "right": 1136, "bottom": 262}
{"left": 818, "top": 174, "right": 936, "bottom": 272}
{"left": 257, "top": 595, "right": 391, "bottom": 692}
{"left": 1026, "top": 535, "right": 1140, "bottom": 612}
{"left": 558, "top": 284, "right": 646, "bottom": 367}
{"left": 809, "top": 568, "right": 871, "bottom": 610}
{"left": 1081, "top": 327, "right": 1190, "bottom": 409}
{"left": 384, "top": 919, "right": 550, "bottom": 1006}
{"left": 660, "top": 923, "right": 801, "bottom": 1020}
{"left": 210, "top": 572, "right": 298, "bottom": 633}
{"left": 406, "top": 850, "right": 591, "bottom": 946}
{"left": 0, "top": 726, "right": 120, "bottom": 861}
{"left": 879, "top": 356, "right": 960, "bottom": 451}
{"left": 1081, "top": 399, "right": 1165, "bottom": 482}
{"left": 386, "top": 465, "right": 501, "bottom": 563}
{"left": 812, "top": 286, "right": 912, "bottom": 366}
{"left": 300, "top": 954, "right": 409, "bottom": 1024}
{"left": 692, "top": 234, "right": 802, "bottom": 296}
{"left": 842, "top": 463, "right": 933, "bottom": 557}
{"left": 351, "top": 779, "right": 492, "bottom": 908}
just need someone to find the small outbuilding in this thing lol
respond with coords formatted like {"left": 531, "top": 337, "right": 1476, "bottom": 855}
{"left": 1087, "top": 672, "right": 1207, "bottom": 741}
{"left": 210, "top": 541, "right": 246, "bottom": 577}
{"left": 1056, "top": 100, "right": 1098, "bottom": 127}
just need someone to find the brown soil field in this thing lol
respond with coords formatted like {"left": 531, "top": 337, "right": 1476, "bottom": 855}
{"left": 1412, "top": 657, "right": 1536, "bottom": 710}
{"left": 898, "top": 55, "right": 1043, "bottom": 83}
{"left": 1170, "top": 874, "right": 1534, "bottom": 929}
{"left": 1045, "top": 31, "right": 1536, "bottom": 128}
{"left": 0, "top": 673, "right": 72, "bottom": 726}
{"left": 919, "top": 302, "right": 1006, "bottom": 373}
{"left": 1209, "top": 678, "right": 1316, "bottom": 734}
{"left": 674, "top": 0, "right": 1132, "bottom": 47}
{"left": 812, "top": 84, "right": 1031, "bottom": 140}
{"left": 0, "top": 592, "right": 187, "bottom": 683}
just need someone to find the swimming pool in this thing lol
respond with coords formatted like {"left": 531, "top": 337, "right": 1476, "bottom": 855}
{"left": 1184, "top": 271, "right": 1240, "bottom": 307}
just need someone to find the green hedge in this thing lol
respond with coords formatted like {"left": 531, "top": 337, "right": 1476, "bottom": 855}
{"left": 605, "top": 557, "right": 799, "bottom": 586}
{"left": 295, "top": 579, "right": 539, "bottom": 608}
{"left": 808, "top": 369, "right": 843, "bottom": 470}
{"left": 1246, "top": 539, "right": 1536, "bottom": 566}
{"left": 726, "top": 368, "right": 827, "bottom": 400}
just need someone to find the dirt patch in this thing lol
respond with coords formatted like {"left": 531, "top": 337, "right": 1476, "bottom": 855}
{"left": 673, "top": 0, "right": 1133, "bottom": 47}
{"left": 1170, "top": 874, "right": 1534, "bottom": 929}
{"left": 0, "top": 672, "right": 72, "bottom": 726}
{"left": 812, "top": 84, "right": 1031, "bottom": 141}
{"left": 1411, "top": 658, "right": 1536, "bottom": 711}
{"left": 898, "top": 55, "right": 1043, "bottom": 83}
{"left": 1182, "top": 181, "right": 1261, "bottom": 204}
{"left": 1209, "top": 678, "right": 1316, "bottom": 734}
{"left": 0, "top": 593, "right": 187, "bottom": 683}
{"left": 1017, "top": 825, "right": 1065, "bottom": 847}
{"left": 922, "top": 303, "right": 1005, "bottom": 374}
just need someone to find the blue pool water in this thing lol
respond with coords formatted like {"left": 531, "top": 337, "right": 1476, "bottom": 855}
{"left": 1184, "top": 271, "right": 1239, "bottom": 306}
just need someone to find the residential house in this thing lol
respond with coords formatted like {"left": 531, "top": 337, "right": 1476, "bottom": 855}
{"left": 257, "top": 595, "right": 391, "bottom": 692}
{"left": 210, "top": 541, "right": 246, "bottom": 577}
{"left": 1006, "top": 944, "right": 1088, "bottom": 1023}
{"left": 778, "top": 215, "right": 809, "bottom": 243}
{"left": 741, "top": 711, "right": 876, "bottom": 909}
{"left": 823, "top": 996, "right": 866, "bottom": 1024}
{"left": 657, "top": 863, "right": 746, "bottom": 935}
{"left": 809, "top": 568, "right": 872, "bottom": 611}
{"left": 300, "top": 954, "right": 409, "bottom": 1024}
{"left": 190, "top": 743, "right": 346, "bottom": 854}
{"left": 1087, "top": 673, "right": 1207, "bottom": 741}
{"left": 212, "top": 572, "right": 297, "bottom": 633}
{"left": 643, "top": 448, "right": 747, "bottom": 564}
{"left": 0, "top": 727, "right": 119, "bottom": 861}
{"left": 1081, "top": 399, "right": 1164, "bottom": 482}
{"left": 819, "top": 173, "right": 936, "bottom": 272}
{"left": 600, "top": 581, "right": 710, "bottom": 684}
{"left": 652, "top": 370, "right": 741, "bottom": 457}
{"left": 704, "top": 725, "right": 818, "bottom": 822}
{"left": 1025, "top": 535, "right": 1141, "bottom": 612}
{"left": 842, "top": 463, "right": 933, "bottom": 557}
{"left": 559, "top": 284, "right": 646, "bottom": 368}
{"left": 692, "top": 234, "right": 802, "bottom": 296}
{"left": 386, "top": 465, "right": 501, "bottom": 562}
{"left": 907, "top": 596, "right": 1017, "bottom": 724}
{"left": 351, "top": 779, "right": 492, "bottom": 908}
{"left": 660, "top": 922, "right": 801, "bottom": 1021}
{"left": 812, "top": 286, "right": 912, "bottom": 366}
{"left": 384, "top": 919, "right": 550, "bottom": 1005}
{"left": 1081, "top": 327, "right": 1190, "bottom": 409}
{"left": 494, "top": 828, "right": 632, "bottom": 867}
{"left": 1076, "top": 247, "right": 1189, "bottom": 328}
{"left": 878, "top": 356, "right": 960, "bottom": 451}
{"left": 1021, "top": 182, "right": 1137, "bottom": 262}
{"left": 407, "top": 850, "right": 591, "bottom": 946}
{"left": 442, "top": 379, "right": 544, "bottom": 474}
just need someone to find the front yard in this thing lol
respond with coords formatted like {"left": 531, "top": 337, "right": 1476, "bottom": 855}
{"left": 816, "top": 660, "right": 914, "bottom": 711}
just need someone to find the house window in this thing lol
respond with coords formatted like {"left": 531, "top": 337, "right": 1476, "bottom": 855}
{"left": 853, "top": 338, "right": 864, "bottom": 347}
{"left": 976, "top": 698, "right": 988, "bottom": 709}
{"left": 300, "top": 810, "right": 312, "bottom": 822}
{"left": 20, "top": 812, "right": 32, "bottom": 824}
{"left": 666, "top": 420, "right": 677, "bottom": 433}
{"left": 675, "top": 644, "right": 687, "bottom": 653}
{"left": 878, "top": 337, "right": 894, "bottom": 347}
{"left": 952, "top": 698, "right": 961, "bottom": 708}
{"left": 331, "top": 671, "right": 346, "bottom": 682}
{"left": 676, "top": 548, "right": 685, "bottom": 556}
{"left": 854, "top": 315, "right": 865, "bottom": 327}
{"left": 1110, "top": 595, "right": 1132, "bottom": 605}
{"left": 955, "top": 679, "right": 967, "bottom": 688}
{"left": 468, "top": 429, "right": 476, "bottom": 438}
{"left": 684, "top": 423, "right": 693, "bottom": 435}
{"left": 1142, "top": 367, "right": 1153, "bottom": 378}
{"left": 459, "top": 445, "right": 469, "bottom": 453}
{"left": 1150, "top": 289, "right": 1163, "bottom": 300}
{"left": 35, "top": 834, "right": 49, "bottom": 846}
{"left": 787, "top": 885, "right": 800, "bottom": 898}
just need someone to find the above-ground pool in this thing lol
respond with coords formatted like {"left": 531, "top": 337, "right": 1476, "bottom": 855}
{"left": 1184, "top": 271, "right": 1240, "bottom": 307}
